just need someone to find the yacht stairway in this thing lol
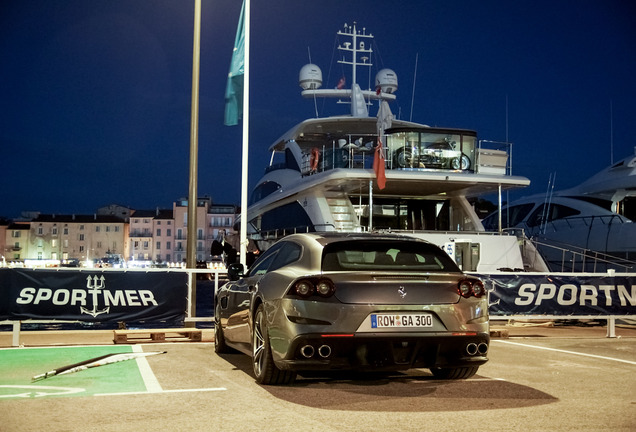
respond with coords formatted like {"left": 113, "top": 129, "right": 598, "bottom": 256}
{"left": 325, "top": 190, "right": 359, "bottom": 232}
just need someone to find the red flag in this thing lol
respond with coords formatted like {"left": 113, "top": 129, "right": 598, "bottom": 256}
{"left": 336, "top": 76, "right": 346, "bottom": 89}
{"left": 373, "top": 137, "right": 386, "bottom": 190}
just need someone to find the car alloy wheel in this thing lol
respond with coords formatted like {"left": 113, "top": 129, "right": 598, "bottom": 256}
{"left": 252, "top": 304, "right": 296, "bottom": 385}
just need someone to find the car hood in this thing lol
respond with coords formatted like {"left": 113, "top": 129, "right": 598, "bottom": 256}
{"left": 327, "top": 272, "right": 462, "bottom": 305}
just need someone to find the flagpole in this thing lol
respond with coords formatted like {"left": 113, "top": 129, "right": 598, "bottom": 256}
{"left": 239, "top": 0, "right": 250, "bottom": 266}
{"left": 368, "top": 180, "right": 373, "bottom": 231}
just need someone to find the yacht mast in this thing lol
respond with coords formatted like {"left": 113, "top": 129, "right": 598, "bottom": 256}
{"left": 299, "top": 23, "right": 396, "bottom": 115}
{"left": 337, "top": 22, "right": 373, "bottom": 88}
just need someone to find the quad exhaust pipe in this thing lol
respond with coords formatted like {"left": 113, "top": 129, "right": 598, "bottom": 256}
{"left": 300, "top": 345, "right": 315, "bottom": 358}
{"left": 300, "top": 344, "right": 332, "bottom": 359}
{"left": 318, "top": 345, "right": 332, "bottom": 358}
{"left": 478, "top": 342, "right": 488, "bottom": 355}
{"left": 466, "top": 342, "right": 489, "bottom": 356}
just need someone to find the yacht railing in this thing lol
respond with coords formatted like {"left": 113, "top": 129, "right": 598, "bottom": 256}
{"left": 253, "top": 224, "right": 338, "bottom": 243}
{"left": 506, "top": 228, "right": 636, "bottom": 273}
{"left": 539, "top": 214, "right": 630, "bottom": 234}
{"left": 255, "top": 226, "right": 519, "bottom": 243}
{"left": 381, "top": 229, "right": 510, "bottom": 236}
{"left": 296, "top": 139, "right": 513, "bottom": 177}
{"left": 518, "top": 215, "right": 634, "bottom": 271}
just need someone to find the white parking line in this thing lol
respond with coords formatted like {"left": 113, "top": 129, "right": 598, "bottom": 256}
{"left": 0, "top": 385, "right": 86, "bottom": 398}
{"left": 132, "top": 345, "right": 163, "bottom": 393}
{"left": 493, "top": 340, "right": 636, "bottom": 365}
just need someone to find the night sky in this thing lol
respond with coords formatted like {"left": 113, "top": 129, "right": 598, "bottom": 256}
{"left": 1, "top": 0, "right": 635, "bottom": 219}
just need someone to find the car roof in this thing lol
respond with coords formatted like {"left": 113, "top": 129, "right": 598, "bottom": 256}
{"left": 282, "top": 231, "right": 434, "bottom": 246}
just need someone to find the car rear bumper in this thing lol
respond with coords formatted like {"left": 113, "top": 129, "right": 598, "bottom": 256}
{"left": 276, "top": 332, "right": 489, "bottom": 372}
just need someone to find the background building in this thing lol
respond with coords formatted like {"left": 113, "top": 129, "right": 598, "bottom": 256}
{"left": 152, "top": 209, "right": 175, "bottom": 264}
{"left": 29, "top": 214, "right": 128, "bottom": 264}
{"left": 0, "top": 197, "right": 239, "bottom": 267}
{"left": 3, "top": 220, "right": 30, "bottom": 263}
{"left": 172, "top": 197, "right": 238, "bottom": 263}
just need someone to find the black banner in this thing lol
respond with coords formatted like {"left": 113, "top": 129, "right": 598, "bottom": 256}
{"left": 0, "top": 269, "right": 187, "bottom": 323}
{"left": 478, "top": 273, "right": 636, "bottom": 316}
{"left": 2, "top": 269, "right": 633, "bottom": 321}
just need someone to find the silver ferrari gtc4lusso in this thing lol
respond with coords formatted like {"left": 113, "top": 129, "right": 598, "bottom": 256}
{"left": 214, "top": 232, "right": 489, "bottom": 385}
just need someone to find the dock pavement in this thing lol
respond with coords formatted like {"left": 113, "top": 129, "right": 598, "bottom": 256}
{"left": 2, "top": 320, "right": 635, "bottom": 348}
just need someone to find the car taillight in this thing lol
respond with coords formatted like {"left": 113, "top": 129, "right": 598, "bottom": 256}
{"left": 315, "top": 279, "right": 335, "bottom": 297}
{"left": 472, "top": 280, "right": 485, "bottom": 297}
{"left": 295, "top": 280, "right": 314, "bottom": 298}
{"left": 290, "top": 277, "right": 336, "bottom": 299}
{"left": 459, "top": 281, "right": 472, "bottom": 297}
{"left": 457, "top": 279, "right": 485, "bottom": 298}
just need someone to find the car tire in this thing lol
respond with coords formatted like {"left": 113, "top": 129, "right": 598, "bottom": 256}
{"left": 214, "top": 318, "right": 232, "bottom": 354}
{"left": 430, "top": 366, "right": 479, "bottom": 379}
{"left": 252, "top": 304, "right": 296, "bottom": 385}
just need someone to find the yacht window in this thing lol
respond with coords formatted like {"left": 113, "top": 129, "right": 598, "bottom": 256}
{"left": 482, "top": 203, "right": 535, "bottom": 230}
{"left": 250, "top": 181, "right": 281, "bottom": 204}
{"left": 355, "top": 198, "right": 450, "bottom": 231}
{"left": 527, "top": 204, "right": 581, "bottom": 227}
{"left": 285, "top": 148, "right": 300, "bottom": 171}
{"left": 259, "top": 201, "right": 314, "bottom": 233}
{"left": 385, "top": 128, "right": 476, "bottom": 171}
{"left": 622, "top": 196, "right": 635, "bottom": 222}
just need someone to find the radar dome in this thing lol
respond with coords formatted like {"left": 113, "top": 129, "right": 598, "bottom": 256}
{"left": 299, "top": 64, "right": 323, "bottom": 90}
{"left": 375, "top": 68, "right": 398, "bottom": 94}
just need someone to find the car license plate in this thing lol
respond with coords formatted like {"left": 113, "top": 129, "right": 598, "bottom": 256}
{"left": 370, "top": 313, "right": 433, "bottom": 328}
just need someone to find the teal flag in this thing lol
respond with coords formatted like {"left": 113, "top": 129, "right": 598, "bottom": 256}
{"left": 224, "top": 0, "right": 245, "bottom": 126}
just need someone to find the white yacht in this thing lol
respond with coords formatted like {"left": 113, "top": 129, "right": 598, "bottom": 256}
{"left": 245, "top": 23, "right": 547, "bottom": 273}
{"left": 482, "top": 149, "right": 636, "bottom": 271}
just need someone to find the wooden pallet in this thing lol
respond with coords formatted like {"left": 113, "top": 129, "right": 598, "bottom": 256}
{"left": 113, "top": 329, "right": 203, "bottom": 344}
{"left": 489, "top": 328, "right": 509, "bottom": 339}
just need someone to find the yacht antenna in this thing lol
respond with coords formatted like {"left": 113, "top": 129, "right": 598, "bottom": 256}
{"left": 410, "top": 53, "right": 418, "bottom": 122}
{"left": 505, "top": 94, "right": 509, "bottom": 227}
{"left": 540, "top": 172, "right": 556, "bottom": 235}
{"left": 505, "top": 94, "right": 509, "bottom": 142}
{"left": 610, "top": 99, "right": 614, "bottom": 165}
{"left": 307, "top": 46, "right": 319, "bottom": 117}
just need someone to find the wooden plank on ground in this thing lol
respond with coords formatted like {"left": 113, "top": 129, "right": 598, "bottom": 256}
{"left": 113, "top": 329, "right": 202, "bottom": 344}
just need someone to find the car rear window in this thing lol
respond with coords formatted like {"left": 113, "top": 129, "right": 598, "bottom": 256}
{"left": 321, "top": 240, "right": 459, "bottom": 272}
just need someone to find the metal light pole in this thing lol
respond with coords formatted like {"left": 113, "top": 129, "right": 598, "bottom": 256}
{"left": 186, "top": 0, "right": 201, "bottom": 325}
{"left": 187, "top": 0, "right": 201, "bottom": 270}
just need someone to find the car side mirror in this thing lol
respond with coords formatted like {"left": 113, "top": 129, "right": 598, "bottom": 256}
{"left": 227, "top": 263, "right": 245, "bottom": 281}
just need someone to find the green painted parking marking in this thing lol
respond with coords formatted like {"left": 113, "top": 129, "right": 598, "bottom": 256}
{"left": 0, "top": 345, "right": 149, "bottom": 399}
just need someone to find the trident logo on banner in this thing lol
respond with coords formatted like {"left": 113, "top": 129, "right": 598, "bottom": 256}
{"left": 80, "top": 275, "right": 110, "bottom": 317}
